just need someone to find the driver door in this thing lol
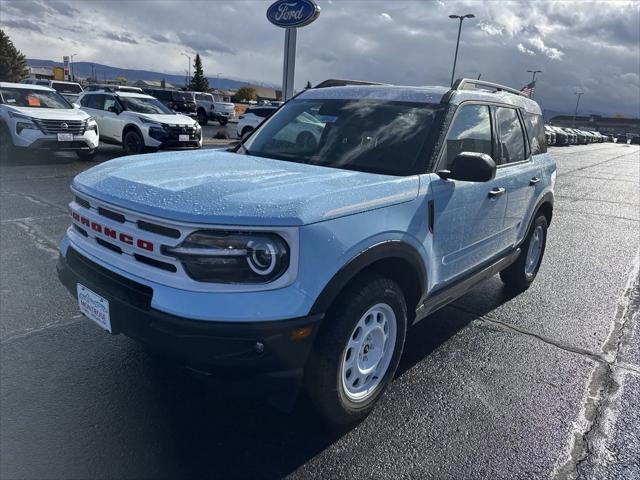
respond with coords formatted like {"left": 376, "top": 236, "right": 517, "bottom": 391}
{"left": 428, "top": 103, "right": 509, "bottom": 288}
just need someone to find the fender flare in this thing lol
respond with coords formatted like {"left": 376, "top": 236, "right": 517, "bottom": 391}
{"left": 309, "top": 240, "right": 427, "bottom": 315}
{"left": 522, "top": 191, "right": 554, "bottom": 244}
{"left": 122, "top": 123, "right": 144, "bottom": 140}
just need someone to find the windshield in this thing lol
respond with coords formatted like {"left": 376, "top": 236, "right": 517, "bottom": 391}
{"left": 172, "top": 91, "right": 194, "bottom": 102}
{"left": 243, "top": 98, "right": 442, "bottom": 175}
{"left": 51, "top": 82, "right": 83, "bottom": 94}
{"left": 119, "top": 96, "right": 174, "bottom": 114}
{"left": 0, "top": 87, "right": 72, "bottom": 109}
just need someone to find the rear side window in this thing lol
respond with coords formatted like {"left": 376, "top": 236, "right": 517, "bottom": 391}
{"left": 440, "top": 104, "right": 493, "bottom": 169}
{"left": 495, "top": 107, "right": 526, "bottom": 164}
{"left": 524, "top": 113, "right": 547, "bottom": 154}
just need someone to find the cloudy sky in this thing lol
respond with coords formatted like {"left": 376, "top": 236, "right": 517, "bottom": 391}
{"left": 1, "top": 0, "right": 639, "bottom": 116}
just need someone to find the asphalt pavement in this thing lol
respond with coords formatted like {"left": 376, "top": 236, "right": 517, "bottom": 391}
{"left": 1, "top": 143, "right": 638, "bottom": 479}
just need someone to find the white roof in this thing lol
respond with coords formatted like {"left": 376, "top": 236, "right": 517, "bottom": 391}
{"left": 0, "top": 81, "right": 54, "bottom": 91}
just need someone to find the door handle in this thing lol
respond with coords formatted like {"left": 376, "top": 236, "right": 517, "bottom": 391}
{"left": 529, "top": 177, "right": 541, "bottom": 186}
{"left": 488, "top": 187, "right": 506, "bottom": 198}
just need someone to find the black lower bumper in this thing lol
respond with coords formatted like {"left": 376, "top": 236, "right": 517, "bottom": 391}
{"left": 57, "top": 248, "right": 322, "bottom": 380}
{"left": 26, "top": 138, "right": 95, "bottom": 151}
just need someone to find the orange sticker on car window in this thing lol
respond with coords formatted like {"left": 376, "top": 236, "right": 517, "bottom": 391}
{"left": 27, "top": 96, "right": 41, "bottom": 107}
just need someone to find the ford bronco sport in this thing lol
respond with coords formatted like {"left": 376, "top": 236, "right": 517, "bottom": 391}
{"left": 57, "top": 79, "right": 555, "bottom": 425}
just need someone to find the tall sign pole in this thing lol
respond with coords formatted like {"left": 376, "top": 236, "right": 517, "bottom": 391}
{"left": 267, "top": 0, "right": 321, "bottom": 102}
{"left": 282, "top": 28, "right": 297, "bottom": 101}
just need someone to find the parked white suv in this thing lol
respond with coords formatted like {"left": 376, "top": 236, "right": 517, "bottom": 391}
{"left": 78, "top": 91, "right": 202, "bottom": 155}
{"left": 190, "top": 91, "right": 235, "bottom": 126}
{"left": 236, "top": 106, "right": 277, "bottom": 137}
{"left": 0, "top": 82, "right": 99, "bottom": 160}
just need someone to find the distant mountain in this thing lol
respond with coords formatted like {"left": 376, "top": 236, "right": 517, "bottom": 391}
{"left": 27, "top": 59, "right": 278, "bottom": 91}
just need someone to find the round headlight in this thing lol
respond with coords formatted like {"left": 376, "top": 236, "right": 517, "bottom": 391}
{"left": 247, "top": 239, "right": 277, "bottom": 275}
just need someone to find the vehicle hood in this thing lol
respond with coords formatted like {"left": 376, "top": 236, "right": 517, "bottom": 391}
{"left": 72, "top": 150, "right": 419, "bottom": 226}
{"left": 5, "top": 106, "right": 89, "bottom": 121}
{"left": 136, "top": 113, "right": 195, "bottom": 125}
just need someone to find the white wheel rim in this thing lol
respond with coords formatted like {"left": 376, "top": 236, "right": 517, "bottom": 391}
{"left": 525, "top": 225, "right": 544, "bottom": 275}
{"left": 340, "top": 303, "right": 397, "bottom": 402}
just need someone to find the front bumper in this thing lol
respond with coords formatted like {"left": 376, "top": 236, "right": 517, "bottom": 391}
{"left": 57, "top": 247, "right": 322, "bottom": 377}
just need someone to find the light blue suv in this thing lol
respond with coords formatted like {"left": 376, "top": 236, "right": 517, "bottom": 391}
{"left": 57, "top": 79, "right": 556, "bottom": 424}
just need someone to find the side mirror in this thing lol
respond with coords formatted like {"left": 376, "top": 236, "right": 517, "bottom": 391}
{"left": 437, "top": 152, "right": 497, "bottom": 182}
{"left": 107, "top": 106, "right": 120, "bottom": 114}
{"left": 72, "top": 103, "right": 81, "bottom": 109}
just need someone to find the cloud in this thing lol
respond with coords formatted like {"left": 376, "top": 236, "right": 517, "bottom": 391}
{"left": 101, "top": 31, "right": 139, "bottom": 44}
{"left": 527, "top": 36, "right": 564, "bottom": 60}
{"left": 0, "top": 19, "right": 43, "bottom": 33}
{"left": 1, "top": 0, "right": 638, "bottom": 117}
{"left": 479, "top": 22, "right": 504, "bottom": 36}
{"left": 517, "top": 43, "right": 536, "bottom": 56}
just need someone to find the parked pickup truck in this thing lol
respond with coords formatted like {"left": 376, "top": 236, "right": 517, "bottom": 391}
{"left": 189, "top": 91, "right": 235, "bottom": 126}
{"left": 57, "top": 79, "right": 555, "bottom": 425}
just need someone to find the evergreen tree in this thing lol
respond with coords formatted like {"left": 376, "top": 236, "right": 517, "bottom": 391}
{"left": 189, "top": 54, "right": 209, "bottom": 92}
{"left": 0, "top": 30, "right": 29, "bottom": 82}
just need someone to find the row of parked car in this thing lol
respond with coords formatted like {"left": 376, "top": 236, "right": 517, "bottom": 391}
{"left": 21, "top": 79, "right": 236, "bottom": 126}
{"left": 544, "top": 125, "right": 612, "bottom": 146}
{"left": 0, "top": 79, "right": 246, "bottom": 160}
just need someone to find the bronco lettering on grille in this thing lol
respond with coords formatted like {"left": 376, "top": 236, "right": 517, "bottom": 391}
{"left": 71, "top": 211, "right": 154, "bottom": 252}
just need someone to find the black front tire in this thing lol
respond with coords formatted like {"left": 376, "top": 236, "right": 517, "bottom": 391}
{"left": 122, "top": 130, "right": 145, "bottom": 155}
{"left": 500, "top": 214, "right": 548, "bottom": 291}
{"left": 305, "top": 272, "right": 407, "bottom": 426}
{"left": 0, "top": 125, "right": 16, "bottom": 160}
{"left": 76, "top": 149, "right": 97, "bottom": 161}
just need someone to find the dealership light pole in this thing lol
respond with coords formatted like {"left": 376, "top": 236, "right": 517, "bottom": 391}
{"left": 180, "top": 52, "right": 191, "bottom": 87}
{"left": 449, "top": 13, "right": 475, "bottom": 87}
{"left": 573, "top": 91, "right": 584, "bottom": 127}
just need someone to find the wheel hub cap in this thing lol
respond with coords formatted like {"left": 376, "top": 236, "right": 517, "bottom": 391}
{"left": 525, "top": 225, "right": 544, "bottom": 275}
{"left": 341, "top": 303, "right": 397, "bottom": 402}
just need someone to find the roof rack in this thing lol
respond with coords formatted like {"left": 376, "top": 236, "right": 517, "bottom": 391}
{"left": 452, "top": 78, "right": 528, "bottom": 98}
{"left": 314, "top": 79, "right": 386, "bottom": 89}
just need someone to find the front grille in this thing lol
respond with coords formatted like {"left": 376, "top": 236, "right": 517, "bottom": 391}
{"left": 164, "top": 125, "right": 198, "bottom": 137}
{"left": 98, "top": 207, "right": 125, "bottom": 223}
{"left": 34, "top": 119, "right": 86, "bottom": 135}
{"left": 138, "top": 220, "right": 181, "bottom": 239}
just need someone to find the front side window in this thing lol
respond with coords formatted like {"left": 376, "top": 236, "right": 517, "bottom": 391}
{"left": 243, "top": 98, "right": 442, "bottom": 176}
{"left": 495, "top": 107, "right": 526, "bottom": 164}
{"left": 0, "top": 87, "right": 71, "bottom": 109}
{"left": 440, "top": 104, "right": 493, "bottom": 169}
{"left": 119, "top": 96, "right": 174, "bottom": 114}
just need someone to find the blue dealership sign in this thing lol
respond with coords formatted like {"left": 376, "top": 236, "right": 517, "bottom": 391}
{"left": 267, "top": 0, "right": 321, "bottom": 28}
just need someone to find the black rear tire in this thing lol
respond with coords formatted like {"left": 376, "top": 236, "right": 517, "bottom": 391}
{"left": 76, "top": 149, "right": 97, "bottom": 161}
{"left": 197, "top": 110, "right": 208, "bottom": 126}
{"left": 305, "top": 272, "right": 407, "bottom": 426}
{"left": 122, "top": 130, "right": 145, "bottom": 156}
{"left": 500, "top": 214, "right": 548, "bottom": 291}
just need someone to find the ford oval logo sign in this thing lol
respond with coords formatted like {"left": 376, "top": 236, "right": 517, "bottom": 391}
{"left": 267, "top": 0, "right": 320, "bottom": 28}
